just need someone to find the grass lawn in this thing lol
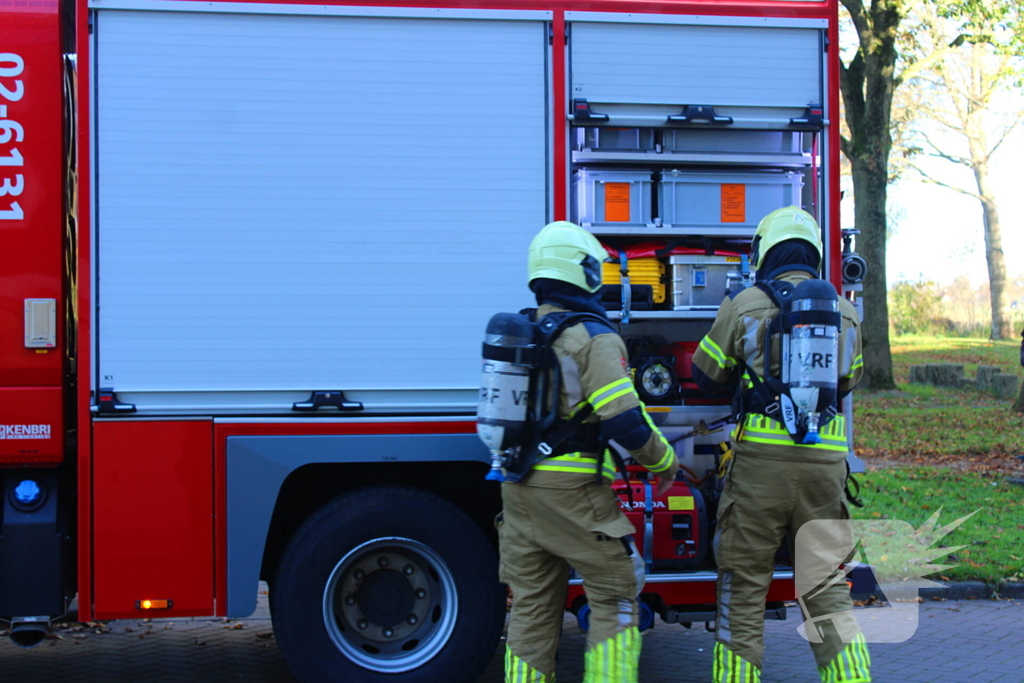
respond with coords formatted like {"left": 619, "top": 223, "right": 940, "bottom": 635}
{"left": 854, "top": 336, "right": 1024, "bottom": 460}
{"left": 851, "top": 336, "right": 1024, "bottom": 584}
{"left": 850, "top": 468, "right": 1024, "bottom": 585}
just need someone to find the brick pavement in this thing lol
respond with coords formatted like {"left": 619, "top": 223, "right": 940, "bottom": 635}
{"left": 2, "top": 589, "right": 1022, "bottom": 682}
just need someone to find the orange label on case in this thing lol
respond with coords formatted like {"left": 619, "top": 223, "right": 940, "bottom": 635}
{"left": 721, "top": 184, "right": 746, "bottom": 223}
{"left": 604, "top": 183, "right": 631, "bottom": 222}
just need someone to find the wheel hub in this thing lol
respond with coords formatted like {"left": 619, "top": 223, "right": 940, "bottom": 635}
{"left": 325, "top": 538, "right": 458, "bottom": 672}
{"left": 356, "top": 569, "right": 415, "bottom": 628}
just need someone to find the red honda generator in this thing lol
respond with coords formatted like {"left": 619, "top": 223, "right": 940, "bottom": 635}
{"left": 612, "top": 472, "right": 709, "bottom": 570}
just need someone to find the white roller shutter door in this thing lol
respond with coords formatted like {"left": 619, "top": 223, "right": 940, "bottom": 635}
{"left": 570, "top": 20, "right": 822, "bottom": 112}
{"left": 94, "top": 9, "right": 548, "bottom": 412}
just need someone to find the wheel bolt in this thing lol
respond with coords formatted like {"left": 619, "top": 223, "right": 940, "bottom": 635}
{"left": 403, "top": 565, "right": 414, "bottom": 575}
{"left": 383, "top": 627, "right": 394, "bottom": 638}
{"left": 353, "top": 569, "right": 365, "bottom": 581}
{"left": 408, "top": 615, "right": 418, "bottom": 625}
{"left": 345, "top": 594, "right": 356, "bottom": 606}
{"left": 378, "top": 556, "right": 389, "bottom": 568}
{"left": 415, "top": 589, "right": 426, "bottom": 599}
{"left": 357, "top": 619, "right": 368, "bottom": 630}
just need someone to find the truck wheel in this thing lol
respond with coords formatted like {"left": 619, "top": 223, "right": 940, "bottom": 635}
{"left": 271, "top": 485, "right": 504, "bottom": 683}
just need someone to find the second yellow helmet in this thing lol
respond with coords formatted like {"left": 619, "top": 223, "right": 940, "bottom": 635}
{"left": 749, "top": 206, "right": 823, "bottom": 270}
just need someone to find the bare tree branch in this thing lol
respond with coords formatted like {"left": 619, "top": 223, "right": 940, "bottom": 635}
{"left": 897, "top": 36, "right": 970, "bottom": 86}
{"left": 907, "top": 166, "right": 983, "bottom": 200}
{"left": 989, "top": 116, "right": 1023, "bottom": 157}
{"left": 915, "top": 129, "right": 970, "bottom": 164}
{"left": 922, "top": 151, "right": 971, "bottom": 166}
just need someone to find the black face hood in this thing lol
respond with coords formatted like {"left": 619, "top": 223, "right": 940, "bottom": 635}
{"left": 529, "top": 278, "right": 609, "bottom": 319}
{"left": 756, "top": 239, "right": 821, "bottom": 281}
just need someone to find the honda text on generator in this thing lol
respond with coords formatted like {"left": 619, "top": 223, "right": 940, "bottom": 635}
{"left": 0, "top": 0, "right": 862, "bottom": 679}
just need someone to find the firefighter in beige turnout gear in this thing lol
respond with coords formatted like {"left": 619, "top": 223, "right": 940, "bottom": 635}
{"left": 499, "top": 221, "right": 679, "bottom": 683}
{"left": 692, "top": 207, "right": 871, "bottom": 683}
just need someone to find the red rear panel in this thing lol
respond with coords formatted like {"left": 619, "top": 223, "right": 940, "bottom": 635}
{"left": 92, "top": 420, "right": 215, "bottom": 619}
{"left": 0, "top": 0, "right": 64, "bottom": 464}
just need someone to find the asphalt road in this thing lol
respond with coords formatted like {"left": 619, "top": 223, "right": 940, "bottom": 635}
{"left": 2, "top": 587, "right": 1022, "bottom": 682}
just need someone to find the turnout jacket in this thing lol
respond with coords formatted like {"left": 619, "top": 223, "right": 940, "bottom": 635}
{"left": 518, "top": 304, "right": 679, "bottom": 488}
{"left": 692, "top": 271, "right": 863, "bottom": 464}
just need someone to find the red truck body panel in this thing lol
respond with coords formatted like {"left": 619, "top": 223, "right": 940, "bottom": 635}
{"left": 92, "top": 420, "right": 215, "bottom": 619}
{"left": 0, "top": 0, "right": 65, "bottom": 466}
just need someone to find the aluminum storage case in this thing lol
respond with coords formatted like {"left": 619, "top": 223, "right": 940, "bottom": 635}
{"left": 661, "top": 129, "right": 803, "bottom": 156}
{"left": 573, "top": 168, "right": 654, "bottom": 229}
{"left": 669, "top": 254, "right": 748, "bottom": 309}
{"left": 575, "top": 127, "right": 656, "bottom": 152}
{"left": 658, "top": 169, "right": 803, "bottom": 231}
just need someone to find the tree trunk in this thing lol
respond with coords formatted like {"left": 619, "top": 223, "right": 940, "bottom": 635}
{"left": 963, "top": 46, "right": 1014, "bottom": 341}
{"left": 838, "top": 0, "right": 902, "bottom": 391}
{"left": 850, "top": 156, "right": 898, "bottom": 390}
{"left": 1013, "top": 377, "right": 1024, "bottom": 413}
{"left": 972, "top": 163, "right": 1013, "bottom": 340}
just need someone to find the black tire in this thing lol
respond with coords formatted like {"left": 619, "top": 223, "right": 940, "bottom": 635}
{"left": 271, "top": 485, "right": 504, "bottom": 683}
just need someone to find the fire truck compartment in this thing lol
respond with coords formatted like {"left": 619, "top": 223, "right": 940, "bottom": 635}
{"left": 567, "top": 17, "right": 825, "bottom": 123}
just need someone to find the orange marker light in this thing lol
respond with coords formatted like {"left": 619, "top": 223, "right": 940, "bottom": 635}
{"left": 136, "top": 599, "right": 172, "bottom": 610}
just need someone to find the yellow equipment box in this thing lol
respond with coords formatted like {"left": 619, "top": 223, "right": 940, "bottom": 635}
{"left": 602, "top": 259, "right": 666, "bottom": 304}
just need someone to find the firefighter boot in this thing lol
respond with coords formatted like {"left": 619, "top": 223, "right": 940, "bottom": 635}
{"left": 712, "top": 642, "right": 761, "bottom": 683}
{"left": 816, "top": 633, "right": 872, "bottom": 683}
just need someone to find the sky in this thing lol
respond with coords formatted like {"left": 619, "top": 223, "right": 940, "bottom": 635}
{"left": 841, "top": 128, "right": 1024, "bottom": 289}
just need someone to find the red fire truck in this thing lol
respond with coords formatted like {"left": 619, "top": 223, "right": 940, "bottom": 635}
{"left": 1, "top": 0, "right": 855, "bottom": 679}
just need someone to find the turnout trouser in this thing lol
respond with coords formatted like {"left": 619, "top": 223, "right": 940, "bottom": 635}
{"left": 713, "top": 454, "right": 871, "bottom": 683}
{"left": 499, "top": 481, "right": 643, "bottom": 683}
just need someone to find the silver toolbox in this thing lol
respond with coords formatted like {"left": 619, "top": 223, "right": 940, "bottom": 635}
{"left": 573, "top": 168, "right": 654, "bottom": 228}
{"left": 661, "top": 129, "right": 804, "bottom": 156}
{"left": 659, "top": 169, "right": 803, "bottom": 231}
{"left": 575, "top": 127, "right": 656, "bottom": 152}
{"left": 670, "top": 254, "right": 748, "bottom": 309}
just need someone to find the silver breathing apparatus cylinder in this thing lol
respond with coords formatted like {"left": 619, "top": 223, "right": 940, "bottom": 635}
{"left": 780, "top": 279, "right": 841, "bottom": 444}
{"left": 477, "top": 313, "right": 536, "bottom": 482}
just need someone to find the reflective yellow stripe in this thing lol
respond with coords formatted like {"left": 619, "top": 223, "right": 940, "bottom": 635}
{"left": 817, "top": 633, "right": 871, "bottom": 683}
{"left": 533, "top": 453, "right": 601, "bottom": 475}
{"left": 639, "top": 404, "right": 674, "bottom": 474}
{"left": 646, "top": 445, "right": 676, "bottom": 474}
{"left": 741, "top": 434, "right": 849, "bottom": 452}
{"left": 583, "top": 628, "right": 640, "bottom": 683}
{"left": 602, "top": 450, "right": 618, "bottom": 482}
{"left": 588, "top": 377, "right": 633, "bottom": 406}
{"left": 713, "top": 643, "right": 760, "bottom": 683}
{"left": 504, "top": 646, "right": 553, "bottom": 683}
{"left": 845, "top": 354, "right": 864, "bottom": 379}
{"left": 739, "top": 414, "right": 849, "bottom": 452}
{"left": 699, "top": 336, "right": 733, "bottom": 370}
{"left": 593, "top": 387, "right": 634, "bottom": 411}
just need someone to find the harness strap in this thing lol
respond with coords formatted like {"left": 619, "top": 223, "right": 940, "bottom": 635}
{"left": 618, "top": 249, "right": 631, "bottom": 327}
